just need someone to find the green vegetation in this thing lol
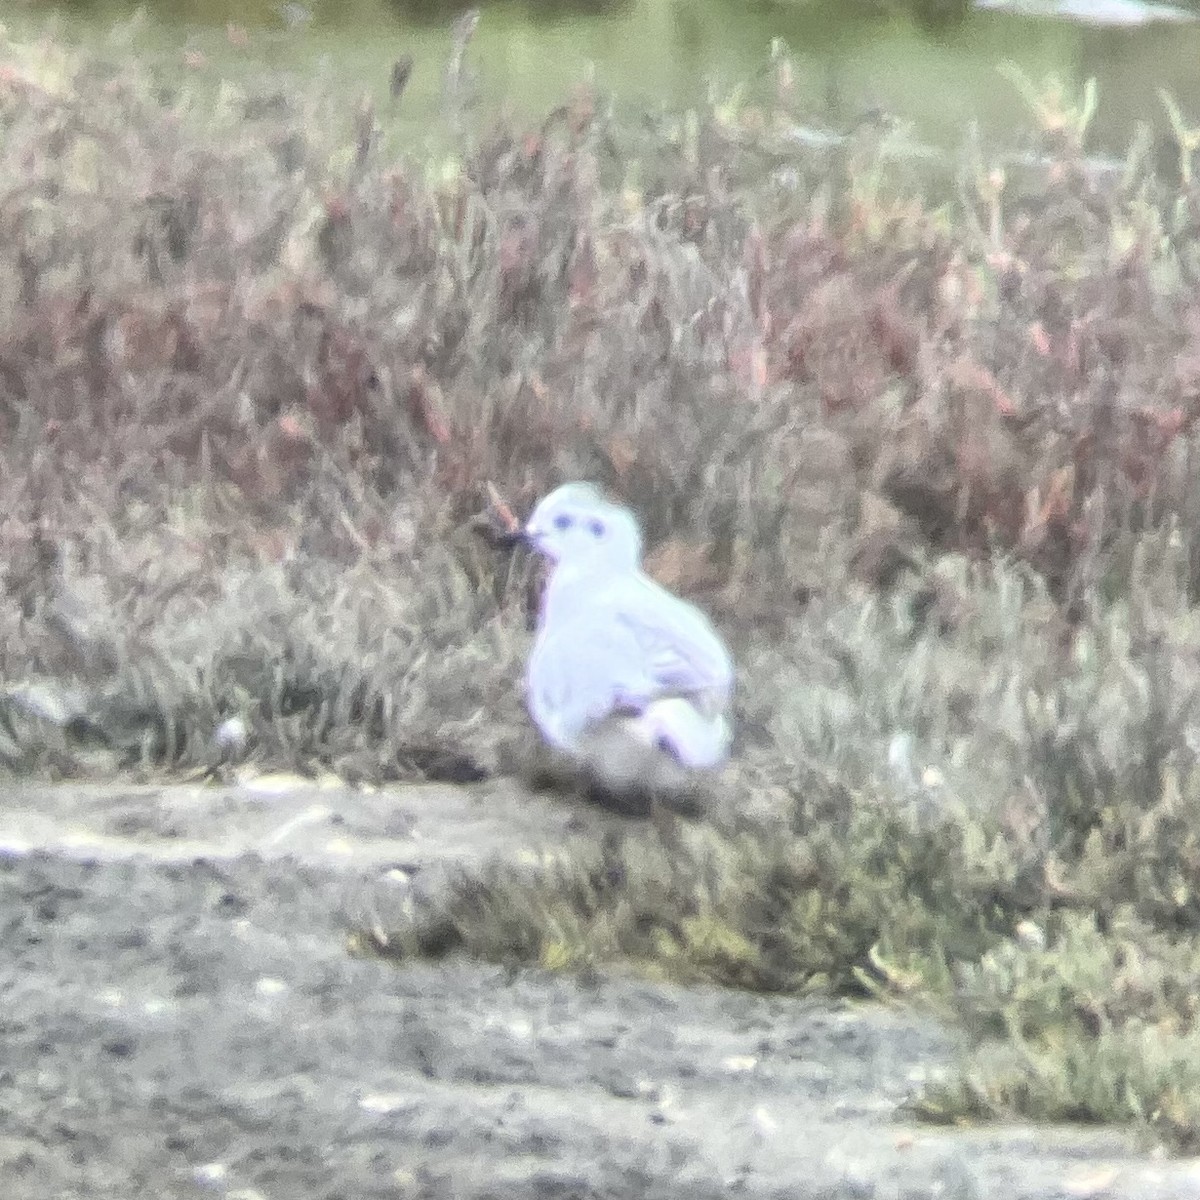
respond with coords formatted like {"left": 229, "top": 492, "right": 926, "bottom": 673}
{"left": 5, "top": 25, "right": 1200, "bottom": 1150}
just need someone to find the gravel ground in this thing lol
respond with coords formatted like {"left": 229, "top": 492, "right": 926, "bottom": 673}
{"left": 1, "top": 780, "right": 1198, "bottom": 1199}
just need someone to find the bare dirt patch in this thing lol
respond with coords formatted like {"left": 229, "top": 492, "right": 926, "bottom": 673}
{"left": 2, "top": 780, "right": 1199, "bottom": 1199}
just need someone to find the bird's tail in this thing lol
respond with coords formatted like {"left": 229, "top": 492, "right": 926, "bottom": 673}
{"left": 629, "top": 697, "right": 731, "bottom": 769}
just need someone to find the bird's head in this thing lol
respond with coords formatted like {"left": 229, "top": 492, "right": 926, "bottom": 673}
{"left": 523, "top": 482, "right": 643, "bottom": 571}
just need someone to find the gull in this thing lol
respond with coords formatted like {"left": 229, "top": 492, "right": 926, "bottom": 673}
{"left": 522, "top": 483, "right": 734, "bottom": 770}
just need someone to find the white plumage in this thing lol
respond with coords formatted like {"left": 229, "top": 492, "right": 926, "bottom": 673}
{"left": 522, "top": 483, "right": 734, "bottom": 769}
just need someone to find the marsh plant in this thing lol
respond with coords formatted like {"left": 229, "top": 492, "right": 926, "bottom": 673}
{"left": 4, "top": 27, "right": 1200, "bottom": 1147}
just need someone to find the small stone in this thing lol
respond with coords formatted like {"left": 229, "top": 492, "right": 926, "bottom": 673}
{"left": 213, "top": 716, "right": 249, "bottom": 754}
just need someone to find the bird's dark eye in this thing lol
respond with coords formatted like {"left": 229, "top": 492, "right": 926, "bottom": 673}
{"left": 588, "top": 518, "right": 605, "bottom": 538}
{"left": 553, "top": 513, "right": 573, "bottom": 531}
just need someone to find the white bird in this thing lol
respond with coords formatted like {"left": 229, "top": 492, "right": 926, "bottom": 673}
{"left": 522, "top": 482, "right": 734, "bottom": 770}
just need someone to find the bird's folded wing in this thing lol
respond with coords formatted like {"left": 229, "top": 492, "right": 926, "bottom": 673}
{"left": 526, "top": 619, "right": 657, "bottom": 750}
{"left": 602, "top": 573, "right": 734, "bottom": 710}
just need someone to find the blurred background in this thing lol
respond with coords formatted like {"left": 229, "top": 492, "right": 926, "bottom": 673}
{"left": 9, "top": 0, "right": 1200, "bottom": 159}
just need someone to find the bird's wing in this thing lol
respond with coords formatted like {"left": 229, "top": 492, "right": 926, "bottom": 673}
{"left": 601, "top": 572, "right": 734, "bottom": 712}
{"left": 525, "top": 617, "right": 654, "bottom": 752}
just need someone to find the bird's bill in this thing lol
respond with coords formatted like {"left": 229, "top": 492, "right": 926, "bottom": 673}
{"left": 520, "top": 522, "right": 549, "bottom": 554}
